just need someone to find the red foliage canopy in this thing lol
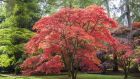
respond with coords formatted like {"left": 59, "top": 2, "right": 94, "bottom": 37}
{"left": 21, "top": 5, "right": 123, "bottom": 75}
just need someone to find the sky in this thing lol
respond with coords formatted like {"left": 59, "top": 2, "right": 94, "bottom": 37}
{"left": 108, "top": 0, "right": 128, "bottom": 25}
{"left": 109, "top": 0, "right": 123, "bottom": 18}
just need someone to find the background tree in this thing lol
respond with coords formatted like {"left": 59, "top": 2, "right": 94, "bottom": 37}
{"left": 0, "top": 0, "right": 40, "bottom": 73}
{"left": 115, "top": 39, "right": 133, "bottom": 79}
{"left": 39, "top": 0, "right": 104, "bottom": 15}
{"left": 114, "top": 0, "right": 140, "bottom": 26}
{"left": 4, "top": 0, "right": 16, "bottom": 17}
{"left": 1, "top": 0, "right": 41, "bottom": 29}
{"left": 129, "top": 0, "right": 140, "bottom": 21}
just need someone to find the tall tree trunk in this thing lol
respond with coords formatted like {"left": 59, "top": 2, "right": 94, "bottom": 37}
{"left": 105, "top": 0, "right": 110, "bottom": 17}
{"left": 126, "top": 0, "right": 132, "bottom": 29}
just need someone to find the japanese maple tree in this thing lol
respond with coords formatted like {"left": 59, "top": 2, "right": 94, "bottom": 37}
{"left": 111, "top": 28, "right": 135, "bottom": 79}
{"left": 113, "top": 38, "right": 134, "bottom": 79}
{"left": 21, "top": 5, "right": 119, "bottom": 79}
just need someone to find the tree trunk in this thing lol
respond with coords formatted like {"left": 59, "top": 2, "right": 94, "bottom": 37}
{"left": 124, "top": 71, "right": 128, "bottom": 79}
{"left": 125, "top": 0, "right": 132, "bottom": 29}
{"left": 105, "top": 0, "right": 110, "bottom": 17}
{"left": 124, "top": 67, "right": 128, "bottom": 79}
{"left": 113, "top": 54, "right": 119, "bottom": 72}
{"left": 71, "top": 72, "right": 76, "bottom": 79}
{"left": 69, "top": 71, "right": 77, "bottom": 79}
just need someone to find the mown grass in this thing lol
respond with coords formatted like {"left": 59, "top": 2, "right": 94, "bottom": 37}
{"left": 0, "top": 74, "right": 139, "bottom": 79}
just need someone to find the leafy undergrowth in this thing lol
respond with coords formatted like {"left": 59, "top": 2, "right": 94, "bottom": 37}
{"left": 0, "top": 74, "right": 139, "bottom": 79}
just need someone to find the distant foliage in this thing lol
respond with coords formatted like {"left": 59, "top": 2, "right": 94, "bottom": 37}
{"left": 39, "top": 0, "right": 103, "bottom": 15}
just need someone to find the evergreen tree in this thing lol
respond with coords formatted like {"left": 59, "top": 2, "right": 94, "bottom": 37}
{"left": 0, "top": 0, "right": 40, "bottom": 73}
{"left": 1, "top": 0, "right": 41, "bottom": 29}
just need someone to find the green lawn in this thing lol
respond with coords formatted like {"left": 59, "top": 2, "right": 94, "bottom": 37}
{"left": 0, "top": 74, "right": 139, "bottom": 79}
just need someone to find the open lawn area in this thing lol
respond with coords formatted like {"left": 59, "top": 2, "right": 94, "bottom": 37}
{"left": 0, "top": 74, "right": 139, "bottom": 79}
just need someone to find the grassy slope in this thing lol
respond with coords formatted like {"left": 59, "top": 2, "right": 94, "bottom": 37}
{"left": 0, "top": 74, "right": 139, "bottom": 79}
